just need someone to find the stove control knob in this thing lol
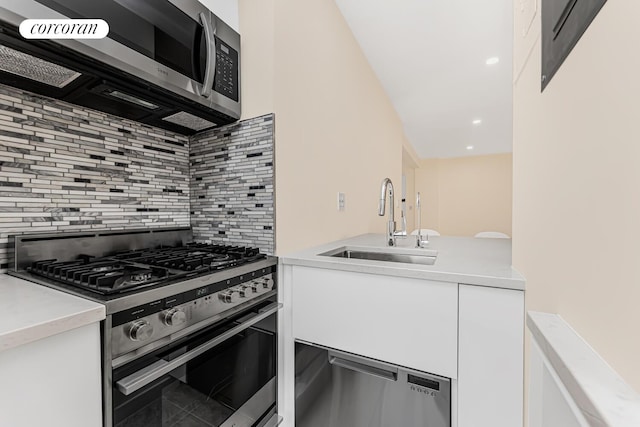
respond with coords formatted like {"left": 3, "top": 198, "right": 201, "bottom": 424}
{"left": 249, "top": 281, "right": 262, "bottom": 293}
{"left": 219, "top": 289, "right": 239, "bottom": 303}
{"left": 163, "top": 308, "right": 186, "bottom": 326}
{"left": 237, "top": 285, "right": 254, "bottom": 297}
{"left": 261, "top": 277, "right": 274, "bottom": 289}
{"left": 129, "top": 320, "right": 154, "bottom": 342}
{"left": 233, "top": 285, "right": 251, "bottom": 298}
{"left": 231, "top": 286, "right": 246, "bottom": 295}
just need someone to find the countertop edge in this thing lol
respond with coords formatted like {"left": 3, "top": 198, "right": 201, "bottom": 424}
{"left": 0, "top": 305, "right": 105, "bottom": 353}
{"left": 280, "top": 256, "right": 525, "bottom": 290}
{"left": 279, "top": 234, "right": 525, "bottom": 291}
{"left": 527, "top": 311, "right": 640, "bottom": 426}
{"left": 0, "top": 274, "right": 106, "bottom": 353}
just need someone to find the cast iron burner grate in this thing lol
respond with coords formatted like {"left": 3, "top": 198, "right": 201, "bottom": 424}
{"left": 28, "top": 258, "right": 171, "bottom": 294}
{"left": 112, "top": 243, "right": 265, "bottom": 272}
{"left": 26, "top": 243, "right": 265, "bottom": 295}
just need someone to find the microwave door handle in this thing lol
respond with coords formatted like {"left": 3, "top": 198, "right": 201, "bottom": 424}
{"left": 115, "top": 302, "right": 282, "bottom": 396}
{"left": 198, "top": 11, "right": 216, "bottom": 98}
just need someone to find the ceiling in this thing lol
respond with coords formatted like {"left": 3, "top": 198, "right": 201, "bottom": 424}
{"left": 335, "top": 0, "right": 513, "bottom": 159}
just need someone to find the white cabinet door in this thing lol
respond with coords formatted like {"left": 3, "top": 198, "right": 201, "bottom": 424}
{"left": 291, "top": 266, "right": 458, "bottom": 379}
{"left": 458, "top": 284, "right": 524, "bottom": 427}
{"left": 0, "top": 322, "right": 102, "bottom": 427}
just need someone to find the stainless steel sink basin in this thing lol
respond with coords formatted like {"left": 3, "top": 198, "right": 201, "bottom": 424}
{"left": 320, "top": 247, "right": 437, "bottom": 265}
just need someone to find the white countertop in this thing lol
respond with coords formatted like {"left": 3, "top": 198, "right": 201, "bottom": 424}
{"left": 0, "top": 274, "right": 105, "bottom": 352}
{"left": 280, "top": 233, "right": 525, "bottom": 290}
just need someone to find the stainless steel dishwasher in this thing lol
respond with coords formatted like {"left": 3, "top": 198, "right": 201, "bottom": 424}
{"left": 295, "top": 341, "right": 451, "bottom": 427}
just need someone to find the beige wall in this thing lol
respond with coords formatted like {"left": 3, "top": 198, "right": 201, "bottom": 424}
{"left": 402, "top": 145, "right": 420, "bottom": 233}
{"left": 402, "top": 150, "right": 417, "bottom": 233}
{"left": 238, "top": 0, "right": 274, "bottom": 119}
{"left": 239, "top": 0, "right": 407, "bottom": 255}
{"left": 414, "top": 154, "right": 513, "bottom": 237}
{"left": 513, "top": 1, "right": 640, "bottom": 391}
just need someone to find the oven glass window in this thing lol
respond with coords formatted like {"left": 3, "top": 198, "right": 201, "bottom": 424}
{"left": 112, "top": 306, "right": 276, "bottom": 427}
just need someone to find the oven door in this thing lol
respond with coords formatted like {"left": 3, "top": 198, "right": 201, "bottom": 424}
{"left": 112, "top": 300, "right": 281, "bottom": 427}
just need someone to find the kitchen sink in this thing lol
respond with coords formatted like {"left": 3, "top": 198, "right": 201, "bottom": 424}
{"left": 320, "top": 247, "right": 437, "bottom": 265}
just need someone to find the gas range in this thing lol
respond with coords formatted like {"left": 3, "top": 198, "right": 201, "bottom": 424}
{"left": 8, "top": 227, "right": 280, "bottom": 427}
{"left": 8, "top": 227, "right": 277, "bottom": 314}
{"left": 7, "top": 226, "right": 279, "bottom": 361}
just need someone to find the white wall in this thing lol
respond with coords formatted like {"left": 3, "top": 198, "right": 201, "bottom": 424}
{"left": 198, "top": 0, "right": 239, "bottom": 31}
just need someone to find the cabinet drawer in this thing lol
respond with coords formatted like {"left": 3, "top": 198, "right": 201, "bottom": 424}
{"left": 291, "top": 266, "right": 458, "bottom": 379}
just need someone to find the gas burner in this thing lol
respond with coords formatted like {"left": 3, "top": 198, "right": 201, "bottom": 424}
{"left": 181, "top": 251, "right": 230, "bottom": 260}
{"left": 186, "top": 251, "right": 208, "bottom": 256}
{"left": 128, "top": 272, "right": 153, "bottom": 283}
{"left": 201, "top": 253, "right": 231, "bottom": 262}
{"left": 90, "top": 265, "right": 170, "bottom": 294}
{"left": 92, "top": 266, "right": 115, "bottom": 273}
{"left": 104, "top": 267, "right": 160, "bottom": 291}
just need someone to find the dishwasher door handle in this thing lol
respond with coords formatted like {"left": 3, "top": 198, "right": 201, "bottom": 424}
{"left": 328, "top": 353, "right": 398, "bottom": 382}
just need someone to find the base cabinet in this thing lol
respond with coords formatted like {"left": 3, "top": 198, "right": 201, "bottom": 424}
{"left": 0, "top": 322, "right": 102, "bottom": 427}
{"left": 279, "top": 265, "right": 524, "bottom": 427}
{"left": 457, "top": 285, "right": 524, "bottom": 427}
{"left": 291, "top": 266, "right": 458, "bottom": 379}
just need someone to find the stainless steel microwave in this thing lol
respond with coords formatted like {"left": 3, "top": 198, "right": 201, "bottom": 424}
{"left": 0, "top": 0, "right": 240, "bottom": 134}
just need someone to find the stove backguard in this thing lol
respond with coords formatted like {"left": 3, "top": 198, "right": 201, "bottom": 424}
{"left": 9, "top": 227, "right": 193, "bottom": 272}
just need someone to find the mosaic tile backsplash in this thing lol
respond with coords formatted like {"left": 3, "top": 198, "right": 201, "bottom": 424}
{"left": 0, "top": 83, "right": 275, "bottom": 271}
{"left": 190, "top": 115, "right": 274, "bottom": 254}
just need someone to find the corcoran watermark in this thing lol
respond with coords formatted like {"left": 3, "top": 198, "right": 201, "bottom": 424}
{"left": 19, "top": 19, "right": 109, "bottom": 39}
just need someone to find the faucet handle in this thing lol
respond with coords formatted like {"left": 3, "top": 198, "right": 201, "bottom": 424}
{"left": 400, "top": 210, "right": 407, "bottom": 235}
{"left": 416, "top": 234, "right": 429, "bottom": 248}
{"left": 393, "top": 216, "right": 407, "bottom": 238}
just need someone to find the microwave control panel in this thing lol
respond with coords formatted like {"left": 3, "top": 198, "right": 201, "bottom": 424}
{"left": 214, "top": 38, "right": 239, "bottom": 101}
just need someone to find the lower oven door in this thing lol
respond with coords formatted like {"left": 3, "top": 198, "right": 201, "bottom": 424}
{"left": 112, "top": 300, "right": 281, "bottom": 427}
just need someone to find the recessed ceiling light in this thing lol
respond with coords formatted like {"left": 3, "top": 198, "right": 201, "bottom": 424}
{"left": 472, "top": 119, "right": 482, "bottom": 125}
{"left": 486, "top": 57, "right": 500, "bottom": 65}
{"left": 466, "top": 146, "right": 474, "bottom": 150}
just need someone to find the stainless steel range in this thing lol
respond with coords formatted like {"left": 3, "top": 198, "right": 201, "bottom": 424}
{"left": 8, "top": 227, "right": 281, "bottom": 427}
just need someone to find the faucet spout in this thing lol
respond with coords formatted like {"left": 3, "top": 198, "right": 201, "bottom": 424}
{"left": 378, "top": 178, "right": 396, "bottom": 246}
{"left": 378, "top": 197, "right": 386, "bottom": 216}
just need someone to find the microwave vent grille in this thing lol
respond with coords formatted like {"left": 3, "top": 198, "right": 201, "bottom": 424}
{"left": 0, "top": 44, "right": 82, "bottom": 88}
{"left": 162, "top": 111, "right": 217, "bottom": 131}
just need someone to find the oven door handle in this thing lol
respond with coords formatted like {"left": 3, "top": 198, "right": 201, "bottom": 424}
{"left": 116, "top": 302, "right": 282, "bottom": 396}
